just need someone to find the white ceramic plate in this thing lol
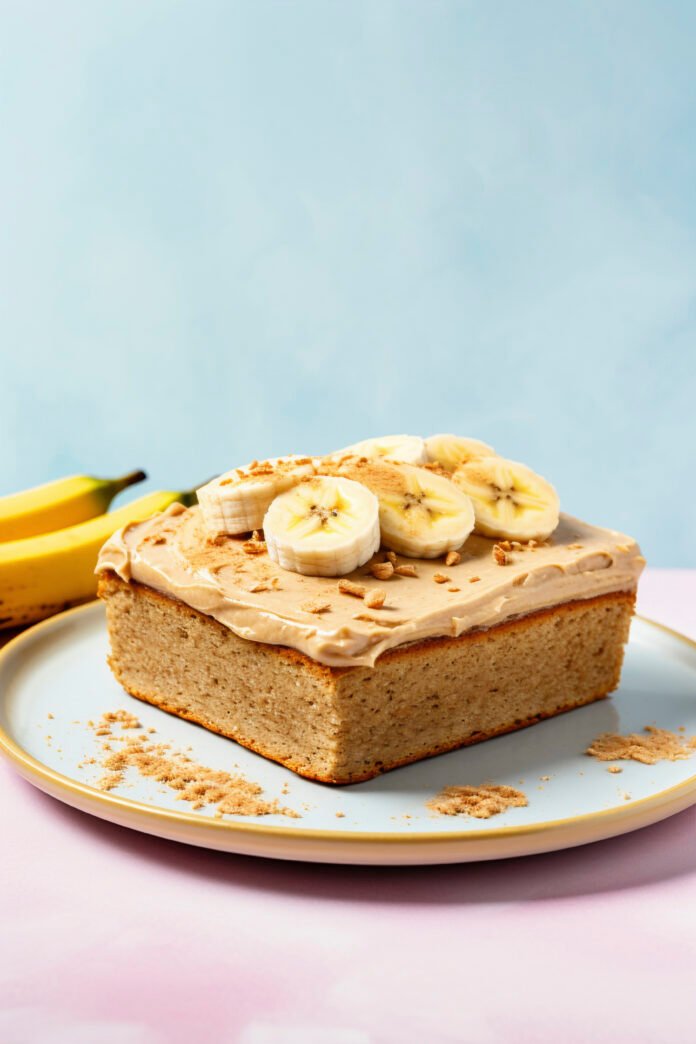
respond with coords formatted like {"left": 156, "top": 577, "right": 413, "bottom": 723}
{"left": 0, "top": 602, "right": 695, "bottom": 865}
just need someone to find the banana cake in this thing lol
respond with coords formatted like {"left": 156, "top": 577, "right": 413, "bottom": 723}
{"left": 97, "top": 434, "right": 644, "bottom": 784}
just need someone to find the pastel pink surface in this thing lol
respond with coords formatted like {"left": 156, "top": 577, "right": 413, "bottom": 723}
{"left": 1, "top": 569, "right": 695, "bottom": 1044}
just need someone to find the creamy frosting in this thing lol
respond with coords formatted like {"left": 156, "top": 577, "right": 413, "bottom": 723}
{"left": 96, "top": 504, "right": 645, "bottom": 668}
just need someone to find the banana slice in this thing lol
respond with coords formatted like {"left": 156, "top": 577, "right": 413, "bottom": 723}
{"left": 325, "top": 459, "right": 474, "bottom": 558}
{"left": 263, "top": 476, "right": 380, "bottom": 576}
{"left": 331, "top": 434, "right": 428, "bottom": 465}
{"left": 197, "top": 456, "right": 315, "bottom": 537}
{"left": 425, "top": 434, "right": 497, "bottom": 472}
{"left": 452, "top": 457, "right": 559, "bottom": 540}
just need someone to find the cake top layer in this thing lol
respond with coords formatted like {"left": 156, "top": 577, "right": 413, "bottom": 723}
{"left": 97, "top": 504, "right": 644, "bottom": 668}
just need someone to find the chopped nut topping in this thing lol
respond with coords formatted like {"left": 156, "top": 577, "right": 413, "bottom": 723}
{"left": 615, "top": 543, "right": 630, "bottom": 553}
{"left": 528, "top": 539, "right": 538, "bottom": 548}
{"left": 364, "top": 588, "right": 386, "bottom": 609}
{"left": 386, "top": 551, "right": 398, "bottom": 566}
{"left": 469, "top": 575, "right": 481, "bottom": 583}
{"left": 242, "top": 540, "right": 266, "bottom": 555}
{"left": 247, "top": 581, "right": 270, "bottom": 593}
{"left": 338, "top": 579, "right": 366, "bottom": 598}
{"left": 394, "top": 564, "right": 418, "bottom": 578}
{"left": 371, "top": 561, "right": 394, "bottom": 581}
{"left": 498, "top": 540, "right": 512, "bottom": 552}
{"left": 300, "top": 600, "right": 331, "bottom": 614}
{"left": 447, "top": 586, "right": 461, "bottom": 593}
{"left": 512, "top": 572, "right": 528, "bottom": 587}
{"left": 433, "top": 573, "right": 450, "bottom": 584}
{"left": 208, "top": 533, "right": 231, "bottom": 547}
{"left": 492, "top": 545, "right": 509, "bottom": 566}
{"left": 444, "top": 550, "right": 461, "bottom": 567}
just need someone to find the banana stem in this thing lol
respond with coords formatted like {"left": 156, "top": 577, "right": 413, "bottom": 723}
{"left": 112, "top": 470, "right": 148, "bottom": 495}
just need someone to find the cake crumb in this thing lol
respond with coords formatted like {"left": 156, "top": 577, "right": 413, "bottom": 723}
{"left": 47, "top": 712, "right": 54, "bottom": 720}
{"left": 100, "top": 710, "right": 142, "bottom": 730}
{"left": 300, "top": 599, "right": 331, "bottom": 615}
{"left": 335, "top": 811, "right": 345, "bottom": 818}
{"left": 364, "top": 588, "right": 386, "bottom": 609}
{"left": 539, "top": 775, "right": 551, "bottom": 782}
{"left": 338, "top": 579, "right": 366, "bottom": 599}
{"left": 447, "top": 586, "right": 461, "bottom": 593}
{"left": 394, "top": 564, "right": 418, "bottom": 578}
{"left": 469, "top": 576, "right": 481, "bottom": 583}
{"left": 444, "top": 550, "right": 461, "bottom": 567}
{"left": 427, "top": 784, "right": 528, "bottom": 819}
{"left": 586, "top": 726, "right": 696, "bottom": 765}
{"left": 607, "top": 765, "right": 623, "bottom": 774}
{"left": 371, "top": 561, "right": 394, "bottom": 581}
{"left": 433, "top": 573, "right": 450, "bottom": 584}
{"left": 87, "top": 711, "right": 299, "bottom": 818}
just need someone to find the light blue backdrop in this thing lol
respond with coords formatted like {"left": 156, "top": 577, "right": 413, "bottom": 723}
{"left": 2, "top": 1, "right": 695, "bottom": 565}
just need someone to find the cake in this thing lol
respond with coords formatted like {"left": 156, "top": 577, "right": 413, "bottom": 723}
{"left": 96, "top": 435, "right": 644, "bottom": 784}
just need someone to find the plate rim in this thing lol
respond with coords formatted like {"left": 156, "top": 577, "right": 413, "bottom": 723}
{"left": 0, "top": 600, "right": 695, "bottom": 850}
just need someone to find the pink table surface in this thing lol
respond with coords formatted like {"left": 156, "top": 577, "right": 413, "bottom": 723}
{"left": 1, "top": 568, "right": 695, "bottom": 1044}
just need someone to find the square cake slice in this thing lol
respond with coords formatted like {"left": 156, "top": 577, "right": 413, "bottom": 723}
{"left": 97, "top": 502, "right": 643, "bottom": 784}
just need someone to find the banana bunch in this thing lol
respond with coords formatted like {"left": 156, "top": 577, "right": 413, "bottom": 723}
{"left": 0, "top": 471, "right": 194, "bottom": 630}
{"left": 195, "top": 433, "right": 561, "bottom": 578}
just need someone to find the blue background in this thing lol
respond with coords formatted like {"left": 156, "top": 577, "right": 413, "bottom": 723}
{"left": 2, "top": 1, "right": 695, "bottom": 564}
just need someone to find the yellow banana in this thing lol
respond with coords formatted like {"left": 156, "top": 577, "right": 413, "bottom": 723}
{"left": 0, "top": 488, "right": 195, "bottom": 630}
{"left": 0, "top": 470, "right": 147, "bottom": 542}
